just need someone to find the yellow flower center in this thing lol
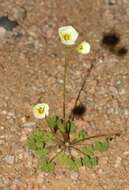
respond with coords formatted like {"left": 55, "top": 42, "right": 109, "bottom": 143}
{"left": 37, "top": 107, "right": 45, "bottom": 114}
{"left": 63, "top": 33, "right": 71, "bottom": 41}
{"left": 79, "top": 45, "right": 83, "bottom": 50}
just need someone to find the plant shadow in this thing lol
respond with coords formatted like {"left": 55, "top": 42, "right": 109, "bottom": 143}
{"left": 69, "top": 63, "right": 95, "bottom": 121}
{"left": 101, "top": 31, "right": 128, "bottom": 57}
{"left": 102, "top": 32, "right": 120, "bottom": 48}
{"left": 71, "top": 103, "right": 86, "bottom": 119}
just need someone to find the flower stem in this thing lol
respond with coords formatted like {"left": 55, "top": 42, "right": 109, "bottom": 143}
{"left": 63, "top": 49, "right": 69, "bottom": 123}
{"left": 71, "top": 132, "right": 121, "bottom": 145}
{"left": 49, "top": 148, "right": 64, "bottom": 163}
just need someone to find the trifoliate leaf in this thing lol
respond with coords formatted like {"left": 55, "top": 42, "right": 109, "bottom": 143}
{"left": 40, "top": 160, "right": 55, "bottom": 173}
{"left": 94, "top": 141, "right": 109, "bottom": 152}
{"left": 81, "top": 144, "right": 95, "bottom": 156}
{"left": 82, "top": 155, "right": 98, "bottom": 168}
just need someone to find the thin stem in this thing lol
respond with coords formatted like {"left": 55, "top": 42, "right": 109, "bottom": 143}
{"left": 63, "top": 49, "right": 69, "bottom": 123}
{"left": 45, "top": 118, "right": 64, "bottom": 143}
{"left": 69, "top": 62, "right": 95, "bottom": 121}
{"left": 49, "top": 148, "right": 64, "bottom": 163}
{"left": 71, "top": 132, "right": 121, "bottom": 145}
{"left": 69, "top": 145, "right": 86, "bottom": 156}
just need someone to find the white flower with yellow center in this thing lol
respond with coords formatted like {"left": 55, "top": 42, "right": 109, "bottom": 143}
{"left": 33, "top": 103, "right": 49, "bottom": 119}
{"left": 58, "top": 26, "right": 79, "bottom": 45}
{"left": 76, "top": 41, "right": 91, "bottom": 54}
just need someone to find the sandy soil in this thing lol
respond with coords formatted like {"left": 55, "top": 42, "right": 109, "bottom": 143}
{"left": 0, "top": 0, "right": 129, "bottom": 189}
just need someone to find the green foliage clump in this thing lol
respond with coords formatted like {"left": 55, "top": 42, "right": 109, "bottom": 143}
{"left": 27, "top": 116, "right": 114, "bottom": 173}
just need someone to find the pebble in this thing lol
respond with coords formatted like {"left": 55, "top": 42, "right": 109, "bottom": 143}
{"left": 22, "top": 122, "right": 36, "bottom": 128}
{"left": 114, "top": 156, "right": 122, "bottom": 168}
{"left": 123, "top": 151, "right": 129, "bottom": 155}
{"left": 10, "top": 6, "right": 27, "bottom": 22}
{"left": 71, "top": 149, "right": 79, "bottom": 157}
{"left": 0, "top": 16, "right": 18, "bottom": 31}
{"left": 4, "top": 155, "right": 15, "bottom": 164}
{"left": 119, "top": 89, "right": 126, "bottom": 95}
{"left": 0, "top": 27, "right": 6, "bottom": 38}
{"left": 105, "top": 0, "right": 116, "bottom": 5}
{"left": 58, "top": 79, "right": 64, "bottom": 84}
{"left": 1, "top": 110, "right": 7, "bottom": 115}
{"left": 70, "top": 172, "right": 79, "bottom": 181}
{"left": 124, "top": 108, "right": 129, "bottom": 116}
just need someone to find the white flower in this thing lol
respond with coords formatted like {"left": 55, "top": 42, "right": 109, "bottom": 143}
{"left": 58, "top": 26, "right": 79, "bottom": 45}
{"left": 33, "top": 103, "right": 49, "bottom": 119}
{"left": 76, "top": 41, "right": 91, "bottom": 54}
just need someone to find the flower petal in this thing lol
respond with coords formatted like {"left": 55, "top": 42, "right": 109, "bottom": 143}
{"left": 76, "top": 41, "right": 91, "bottom": 54}
{"left": 33, "top": 103, "right": 49, "bottom": 119}
{"left": 58, "top": 26, "right": 79, "bottom": 45}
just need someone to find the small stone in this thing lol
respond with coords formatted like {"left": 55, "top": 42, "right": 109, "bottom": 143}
{"left": 70, "top": 172, "right": 79, "bottom": 181}
{"left": 0, "top": 16, "right": 18, "bottom": 31}
{"left": 4, "top": 155, "right": 14, "bottom": 164}
{"left": 115, "top": 80, "right": 123, "bottom": 89}
{"left": 123, "top": 151, "right": 129, "bottom": 155}
{"left": 119, "top": 89, "right": 126, "bottom": 95}
{"left": 0, "top": 27, "right": 6, "bottom": 38}
{"left": 58, "top": 79, "right": 64, "bottom": 84}
{"left": 114, "top": 156, "right": 122, "bottom": 168}
{"left": 71, "top": 149, "right": 79, "bottom": 157}
{"left": 7, "top": 112, "right": 16, "bottom": 119}
{"left": 1, "top": 110, "right": 7, "bottom": 115}
{"left": 10, "top": 7, "right": 27, "bottom": 22}
{"left": 22, "top": 122, "right": 36, "bottom": 128}
{"left": 105, "top": 0, "right": 116, "bottom": 5}
{"left": 124, "top": 108, "right": 129, "bottom": 116}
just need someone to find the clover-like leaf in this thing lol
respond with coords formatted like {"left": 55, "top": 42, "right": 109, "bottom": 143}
{"left": 81, "top": 144, "right": 95, "bottom": 156}
{"left": 94, "top": 141, "right": 109, "bottom": 152}
{"left": 40, "top": 160, "right": 55, "bottom": 173}
{"left": 82, "top": 155, "right": 98, "bottom": 168}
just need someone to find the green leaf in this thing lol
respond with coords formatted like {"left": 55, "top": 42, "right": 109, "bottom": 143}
{"left": 57, "top": 118, "right": 65, "bottom": 133}
{"left": 58, "top": 153, "right": 79, "bottom": 171}
{"left": 27, "top": 130, "right": 45, "bottom": 151}
{"left": 74, "top": 158, "right": 82, "bottom": 168}
{"left": 65, "top": 120, "right": 76, "bottom": 133}
{"left": 47, "top": 116, "right": 65, "bottom": 133}
{"left": 27, "top": 130, "right": 54, "bottom": 153}
{"left": 40, "top": 160, "right": 55, "bottom": 173}
{"left": 46, "top": 116, "right": 60, "bottom": 130}
{"left": 81, "top": 144, "right": 94, "bottom": 156}
{"left": 82, "top": 155, "right": 98, "bottom": 168}
{"left": 43, "top": 132, "right": 55, "bottom": 143}
{"left": 78, "top": 129, "right": 87, "bottom": 140}
{"left": 35, "top": 148, "right": 48, "bottom": 158}
{"left": 94, "top": 141, "right": 109, "bottom": 152}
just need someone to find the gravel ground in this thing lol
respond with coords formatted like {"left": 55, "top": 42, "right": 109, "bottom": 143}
{"left": 0, "top": 0, "right": 129, "bottom": 189}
